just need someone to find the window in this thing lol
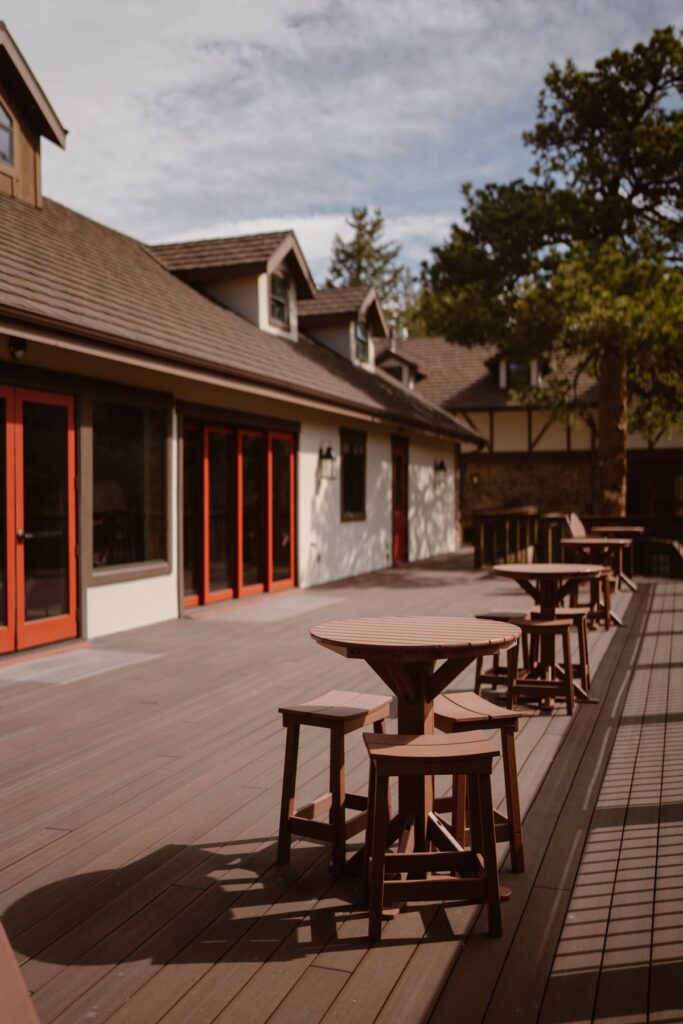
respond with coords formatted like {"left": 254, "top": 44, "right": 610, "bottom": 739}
{"left": 355, "top": 321, "right": 369, "bottom": 362}
{"left": 340, "top": 428, "right": 366, "bottom": 520}
{"left": 384, "top": 364, "right": 404, "bottom": 383}
{"left": 93, "top": 401, "right": 167, "bottom": 567}
{"left": 270, "top": 274, "right": 290, "bottom": 327}
{"left": 0, "top": 104, "right": 12, "bottom": 165}
{"left": 506, "top": 361, "right": 530, "bottom": 389}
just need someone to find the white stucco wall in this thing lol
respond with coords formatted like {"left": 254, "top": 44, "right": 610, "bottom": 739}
{"left": 298, "top": 417, "right": 392, "bottom": 587}
{"left": 85, "top": 412, "right": 180, "bottom": 639}
{"left": 408, "top": 440, "right": 457, "bottom": 560}
{"left": 297, "top": 417, "right": 458, "bottom": 587}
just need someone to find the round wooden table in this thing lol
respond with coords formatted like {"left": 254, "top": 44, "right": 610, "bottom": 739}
{"left": 589, "top": 526, "right": 644, "bottom": 590}
{"left": 493, "top": 563, "right": 602, "bottom": 702}
{"left": 310, "top": 616, "right": 521, "bottom": 852}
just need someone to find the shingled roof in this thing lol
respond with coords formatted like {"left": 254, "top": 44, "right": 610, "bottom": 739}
{"left": 389, "top": 336, "right": 598, "bottom": 410}
{"left": 151, "top": 232, "right": 290, "bottom": 272}
{"left": 0, "top": 195, "right": 481, "bottom": 443}
{"left": 298, "top": 285, "right": 390, "bottom": 339}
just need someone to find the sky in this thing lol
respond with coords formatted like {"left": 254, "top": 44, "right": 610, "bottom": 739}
{"left": 5, "top": 0, "right": 681, "bottom": 280}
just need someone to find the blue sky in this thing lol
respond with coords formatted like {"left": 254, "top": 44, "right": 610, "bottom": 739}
{"left": 5, "top": 0, "right": 681, "bottom": 279}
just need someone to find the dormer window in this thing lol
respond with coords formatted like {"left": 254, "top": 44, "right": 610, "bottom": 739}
{"left": 498, "top": 358, "right": 532, "bottom": 390}
{"left": 355, "top": 321, "right": 369, "bottom": 362}
{"left": 0, "top": 103, "right": 12, "bottom": 164}
{"left": 270, "top": 273, "right": 290, "bottom": 328}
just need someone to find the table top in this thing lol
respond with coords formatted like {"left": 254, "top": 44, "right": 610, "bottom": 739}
{"left": 311, "top": 616, "right": 521, "bottom": 660}
{"left": 589, "top": 525, "right": 645, "bottom": 536}
{"left": 560, "top": 536, "right": 632, "bottom": 547}
{"left": 493, "top": 562, "right": 603, "bottom": 580}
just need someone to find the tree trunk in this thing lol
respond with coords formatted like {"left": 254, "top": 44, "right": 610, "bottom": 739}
{"left": 596, "top": 349, "right": 628, "bottom": 515}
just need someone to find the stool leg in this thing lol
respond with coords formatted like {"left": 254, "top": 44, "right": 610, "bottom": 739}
{"left": 477, "top": 772, "right": 503, "bottom": 937}
{"left": 501, "top": 726, "right": 524, "bottom": 872}
{"left": 363, "top": 759, "right": 377, "bottom": 901}
{"left": 373, "top": 717, "right": 392, "bottom": 819}
{"left": 562, "top": 628, "right": 575, "bottom": 716}
{"left": 329, "top": 724, "right": 347, "bottom": 876}
{"left": 467, "top": 772, "right": 484, "bottom": 859}
{"left": 474, "top": 656, "right": 484, "bottom": 694}
{"left": 451, "top": 773, "right": 467, "bottom": 846}
{"left": 277, "top": 722, "right": 300, "bottom": 865}
{"left": 368, "top": 771, "right": 389, "bottom": 942}
{"left": 579, "top": 616, "right": 591, "bottom": 690}
{"left": 603, "top": 574, "right": 612, "bottom": 630}
{"left": 491, "top": 653, "right": 500, "bottom": 690}
{"left": 506, "top": 641, "right": 519, "bottom": 710}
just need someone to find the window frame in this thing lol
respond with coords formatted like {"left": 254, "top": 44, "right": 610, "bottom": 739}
{"left": 0, "top": 102, "right": 12, "bottom": 166}
{"left": 340, "top": 428, "right": 367, "bottom": 522}
{"left": 269, "top": 272, "right": 291, "bottom": 328}
{"left": 81, "top": 393, "right": 173, "bottom": 586}
{"left": 355, "top": 320, "right": 369, "bottom": 362}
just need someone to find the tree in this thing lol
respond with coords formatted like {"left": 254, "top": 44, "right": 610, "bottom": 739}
{"left": 419, "top": 27, "right": 683, "bottom": 514}
{"left": 327, "top": 207, "right": 413, "bottom": 332}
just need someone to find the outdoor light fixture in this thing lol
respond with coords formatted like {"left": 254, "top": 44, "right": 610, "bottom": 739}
{"left": 318, "top": 445, "right": 336, "bottom": 481}
{"left": 9, "top": 338, "right": 26, "bottom": 361}
{"left": 434, "top": 459, "right": 447, "bottom": 485}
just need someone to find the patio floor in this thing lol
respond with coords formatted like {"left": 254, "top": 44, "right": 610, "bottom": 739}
{"left": 0, "top": 557, "right": 679, "bottom": 1024}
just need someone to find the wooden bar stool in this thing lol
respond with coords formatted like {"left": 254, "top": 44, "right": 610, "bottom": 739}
{"left": 364, "top": 731, "right": 502, "bottom": 941}
{"left": 433, "top": 691, "right": 525, "bottom": 872}
{"left": 277, "top": 689, "right": 392, "bottom": 875}
{"left": 473, "top": 611, "right": 530, "bottom": 694}
{"left": 511, "top": 619, "right": 575, "bottom": 714}
{"left": 533, "top": 604, "right": 591, "bottom": 691}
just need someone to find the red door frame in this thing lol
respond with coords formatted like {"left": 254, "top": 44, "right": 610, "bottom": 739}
{"left": 15, "top": 389, "right": 78, "bottom": 650}
{"left": 182, "top": 423, "right": 201, "bottom": 609}
{"left": 391, "top": 436, "right": 409, "bottom": 565}
{"left": 203, "top": 425, "right": 235, "bottom": 605}
{"left": 267, "top": 432, "right": 296, "bottom": 591}
{"left": 0, "top": 386, "right": 16, "bottom": 654}
{"left": 237, "top": 429, "right": 266, "bottom": 597}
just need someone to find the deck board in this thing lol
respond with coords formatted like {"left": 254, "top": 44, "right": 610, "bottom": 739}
{"left": 0, "top": 559, "right": 677, "bottom": 1024}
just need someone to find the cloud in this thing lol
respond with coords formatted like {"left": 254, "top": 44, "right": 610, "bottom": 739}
{"left": 4, "top": 0, "right": 681, "bottom": 271}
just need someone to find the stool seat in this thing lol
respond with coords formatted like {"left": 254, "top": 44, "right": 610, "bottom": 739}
{"left": 434, "top": 690, "right": 522, "bottom": 726}
{"left": 364, "top": 729, "right": 502, "bottom": 940}
{"left": 364, "top": 729, "right": 497, "bottom": 764}
{"left": 434, "top": 691, "right": 524, "bottom": 872}
{"left": 476, "top": 610, "right": 531, "bottom": 623}
{"left": 532, "top": 605, "right": 588, "bottom": 619}
{"left": 522, "top": 617, "right": 573, "bottom": 632}
{"left": 277, "top": 689, "right": 391, "bottom": 875}
{"left": 279, "top": 690, "right": 392, "bottom": 731}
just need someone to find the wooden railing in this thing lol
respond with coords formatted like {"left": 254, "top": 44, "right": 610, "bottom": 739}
{"left": 471, "top": 508, "right": 683, "bottom": 576}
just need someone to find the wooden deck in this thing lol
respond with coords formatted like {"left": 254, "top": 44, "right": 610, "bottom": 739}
{"left": 0, "top": 559, "right": 679, "bottom": 1024}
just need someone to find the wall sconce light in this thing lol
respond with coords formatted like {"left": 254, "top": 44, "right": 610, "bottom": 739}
{"left": 318, "top": 445, "right": 337, "bottom": 481}
{"left": 9, "top": 338, "right": 27, "bottom": 361}
{"left": 434, "top": 459, "right": 447, "bottom": 485}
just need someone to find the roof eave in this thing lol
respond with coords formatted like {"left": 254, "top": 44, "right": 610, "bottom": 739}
{"left": 0, "top": 22, "right": 67, "bottom": 147}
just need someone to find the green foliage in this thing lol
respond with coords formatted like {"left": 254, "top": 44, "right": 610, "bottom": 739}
{"left": 327, "top": 207, "right": 422, "bottom": 334}
{"left": 327, "top": 206, "right": 403, "bottom": 297}
{"left": 419, "top": 26, "right": 683, "bottom": 446}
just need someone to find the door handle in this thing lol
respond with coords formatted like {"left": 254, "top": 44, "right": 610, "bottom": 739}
{"left": 17, "top": 530, "right": 34, "bottom": 542}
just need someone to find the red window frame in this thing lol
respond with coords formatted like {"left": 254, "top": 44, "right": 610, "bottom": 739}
{"left": 267, "top": 432, "right": 296, "bottom": 591}
{"left": 0, "top": 387, "right": 77, "bottom": 653}
{"left": 237, "top": 429, "right": 266, "bottom": 597}
{"left": 203, "top": 426, "right": 235, "bottom": 605}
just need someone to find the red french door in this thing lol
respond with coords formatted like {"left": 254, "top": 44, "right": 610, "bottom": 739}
{"left": 391, "top": 436, "right": 409, "bottom": 565}
{"left": 183, "top": 423, "right": 295, "bottom": 606}
{"left": 0, "top": 387, "right": 78, "bottom": 653}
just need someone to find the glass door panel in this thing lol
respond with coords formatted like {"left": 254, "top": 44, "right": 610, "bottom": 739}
{"left": 207, "top": 429, "right": 234, "bottom": 599}
{"left": 23, "top": 402, "right": 69, "bottom": 620}
{"left": 269, "top": 435, "right": 294, "bottom": 588}
{"left": 183, "top": 425, "right": 202, "bottom": 604}
{"left": 16, "top": 390, "right": 77, "bottom": 650}
{"left": 239, "top": 432, "right": 266, "bottom": 593}
{"left": 0, "top": 390, "right": 15, "bottom": 653}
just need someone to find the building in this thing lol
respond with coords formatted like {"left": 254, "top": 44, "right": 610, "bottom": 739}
{"left": 0, "top": 23, "right": 480, "bottom": 655}
{"left": 378, "top": 337, "right": 683, "bottom": 525}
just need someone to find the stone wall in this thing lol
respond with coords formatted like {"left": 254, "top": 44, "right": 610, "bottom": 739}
{"left": 462, "top": 452, "right": 596, "bottom": 526}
